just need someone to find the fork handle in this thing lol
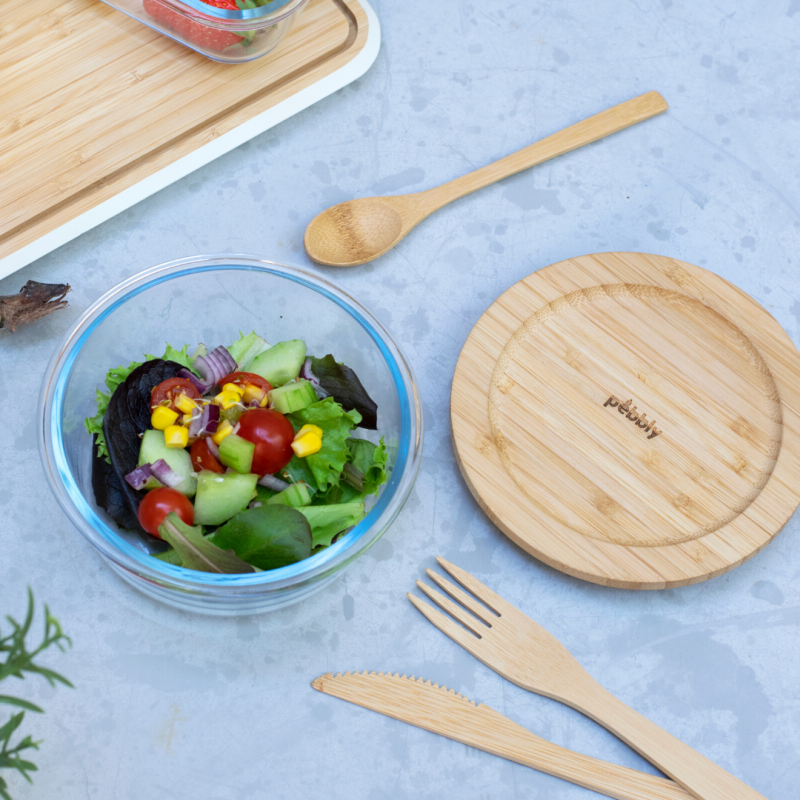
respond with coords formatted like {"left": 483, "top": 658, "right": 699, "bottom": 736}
{"left": 574, "top": 681, "right": 767, "bottom": 800}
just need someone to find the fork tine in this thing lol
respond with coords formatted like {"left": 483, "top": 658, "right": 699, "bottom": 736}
{"left": 426, "top": 569, "right": 496, "bottom": 625}
{"left": 436, "top": 557, "right": 513, "bottom": 616}
{"left": 415, "top": 580, "right": 486, "bottom": 637}
{"left": 406, "top": 593, "right": 483, "bottom": 653}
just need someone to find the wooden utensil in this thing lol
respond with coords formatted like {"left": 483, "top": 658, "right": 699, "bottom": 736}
{"left": 409, "top": 558, "right": 769, "bottom": 800}
{"left": 313, "top": 670, "right": 693, "bottom": 800}
{"left": 450, "top": 252, "right": 800, "bottom": 589}
{"left": 304, "top": 91, "right": 668, "bottom": 266}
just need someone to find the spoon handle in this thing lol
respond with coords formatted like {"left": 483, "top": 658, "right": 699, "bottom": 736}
{"left": 420, "top": 91, "right": 668, "bottom": 213}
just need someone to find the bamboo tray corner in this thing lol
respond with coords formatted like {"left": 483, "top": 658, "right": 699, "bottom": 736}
{"left": 0, "top": 0, "right": 380, "bottom": 281}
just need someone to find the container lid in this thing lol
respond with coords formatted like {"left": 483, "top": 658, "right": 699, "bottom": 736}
{"left": 451, "top": 252, "right": 800, "bottom": 589}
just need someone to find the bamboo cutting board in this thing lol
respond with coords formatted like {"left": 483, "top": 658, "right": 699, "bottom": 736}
{"left": 0, "top": 0, "right": 375, "bottom": 278}
{"left": 451, "top": 252, "right": 800, "bottom": 589}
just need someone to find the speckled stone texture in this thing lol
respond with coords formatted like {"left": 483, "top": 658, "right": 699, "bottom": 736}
{"left": 2, "top": 1, "right": 800, "bottom": 798}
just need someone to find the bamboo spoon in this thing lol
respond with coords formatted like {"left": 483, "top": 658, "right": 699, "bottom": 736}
{"left": 304, "top": 91, "right": 668, "bottom": 267}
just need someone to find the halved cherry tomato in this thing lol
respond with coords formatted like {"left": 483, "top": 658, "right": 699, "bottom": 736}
{"left": 151, "top": 377, "right": 201, "bottom": 412}
{"left": 236, "top": 408, "right": 295, "bottom": 475}
{"left": 217, "top": 372, "right": 272, "bottom": 393}
{"left": 189, "top": 438, "right": 224, "bottom": 474}
{"left": 137, "top": 487, "right": 194, "bottom": 537}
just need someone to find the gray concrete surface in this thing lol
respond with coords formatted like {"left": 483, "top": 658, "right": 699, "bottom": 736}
{"left": 2, "top": 1, "right": 799, "bottom": 797}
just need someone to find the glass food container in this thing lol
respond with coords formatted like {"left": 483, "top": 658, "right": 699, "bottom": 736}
{"left": 39, "top": 256, "right": 423, "bottom": 615}
{"left": 101, "top": 0, "right": 308, "bottom": 63}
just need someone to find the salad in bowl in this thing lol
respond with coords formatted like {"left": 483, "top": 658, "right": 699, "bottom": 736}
{"left": 86, "top": 332, "right": 388, "bottom": 574}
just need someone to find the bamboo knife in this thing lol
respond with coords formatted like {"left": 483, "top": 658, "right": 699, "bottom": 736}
{"left": 312, "top": 671, "right": 692, "bottom": 800}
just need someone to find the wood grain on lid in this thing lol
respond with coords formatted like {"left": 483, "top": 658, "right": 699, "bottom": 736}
{"left": 451, "top": 253, "right": 800, "bottom": 588}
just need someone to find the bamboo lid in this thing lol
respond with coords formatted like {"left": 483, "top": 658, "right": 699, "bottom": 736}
{"left": 451, "top": 252, "right": 800, "bottom": 588}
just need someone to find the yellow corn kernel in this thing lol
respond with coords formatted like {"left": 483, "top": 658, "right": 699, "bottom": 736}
{"left": 211, "top": 419, "right": 235, "bottom": 445}
{"left": 215, "top": 390, "right": 242, "bottom": 411}
{"left": 222, "top": 383, "right": 244, "bottom": 396}
{"left": 296, "top": 424, "right": 323, "bottom": 439}
{"left": 164, "top": 425, "right": 189, "bottom": 449}
{"left": 174, "top": 393, "right": 198, "bottom": 414}
{"left": 242, "top": 383, "right": 266, "bottom": 405}
{"left": 151, "top": 406, "right": 179, "bottom": 430}
{"left": 291, "top": 431, "right": 322, "bottom": 458}
{"left": 182, "top": 413, "right": 195, "bottom": 426}
{"left": 259, "top": 393, "right": 269, "bottom": 408}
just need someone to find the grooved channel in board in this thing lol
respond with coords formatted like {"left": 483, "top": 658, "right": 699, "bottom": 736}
{"left": 0, "top": 0, "right": 367, "bottom": 259}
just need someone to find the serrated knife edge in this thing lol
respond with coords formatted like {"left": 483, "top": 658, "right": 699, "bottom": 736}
{"left": 313, "top": 671, "right": 692, "bottom": 800}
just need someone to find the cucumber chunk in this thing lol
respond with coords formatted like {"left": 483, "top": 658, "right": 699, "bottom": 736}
{"left": 227, "top": 331, "right": 270, "bottom": 371}
{"left": 218, "top": 434, "right": 255, "bottom": 474}
{"left": 270, "top": 379, "right": 317, "bottom": 415}
{"left": 138, "top": 429, "right": 197, "bottom": 497}
{"left": 193, "top": 471, "right": 258, "bottom": 526}
{"left": 267, "top": 481, "right": 312, "bottom": 508}
{"left": 249, "top": 339, "right": 307, "bottom": 387}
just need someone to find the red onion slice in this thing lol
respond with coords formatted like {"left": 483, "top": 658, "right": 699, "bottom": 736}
{"left": 194, "top": 346, "right": 237, "bottom": 387}
{"left": 179, "top": 367, "right": 213, "bottom": 394}
{"left": 258, "top": 473, "right": 290, "bottom": 492}
{"left": 205, "top": 437, "right": 219, "bottom": 459}
{"left": 301, "top": 358, "right": 329, "bottom": 399}
{"left": 150, "top": 459, "right": 183, "bottom": 489}
{"left": 188, "top": 404, "right": 220, "bottom": 438}
{"left": 125, "top": 463, "right": 154, "bottom": 491}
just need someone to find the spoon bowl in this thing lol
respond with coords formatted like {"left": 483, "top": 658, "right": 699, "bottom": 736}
{"left": 304, "top": 197, "right": 408, "bottom": 267}
{"left": 305, "top": 91, "right": 668, "bottom": 267}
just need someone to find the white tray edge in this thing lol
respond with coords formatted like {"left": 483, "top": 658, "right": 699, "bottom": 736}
{"left": 0, "top": 0, "right": 380, "bottom": 283}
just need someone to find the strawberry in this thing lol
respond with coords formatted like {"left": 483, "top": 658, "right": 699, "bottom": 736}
{"left": 143, "top": 0, "right": 244, "bottom": 53}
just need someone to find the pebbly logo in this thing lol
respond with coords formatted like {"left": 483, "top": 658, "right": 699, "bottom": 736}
{"left": 603, "top": 396, "right": 662, "bottom": 440}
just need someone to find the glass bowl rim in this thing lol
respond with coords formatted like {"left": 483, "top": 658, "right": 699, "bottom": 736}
{"left": 39, "top": 255, "right": 422, "bottom": 596}
{"left": 154, "top": 0, "right": 304, "bottom": 22}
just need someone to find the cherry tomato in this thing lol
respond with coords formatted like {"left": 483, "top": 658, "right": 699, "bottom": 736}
{"left": 189, "top": 438, "right": 224, "bottom": 474}
{"left": 236, "top": 408, "right": 295, "bottom": 475}
{"left": 217, "top": 372, "right": 272, "bottom": 393}
{"left": 137, "top": 487, "right": 194, "bottom": 538}
{"left": 151, "top": 377, "right": 201, "bottom": 412}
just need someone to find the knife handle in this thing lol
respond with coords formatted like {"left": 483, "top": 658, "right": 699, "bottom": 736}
{"left": 469, "top": 704, "right": 691, "bottom": 800}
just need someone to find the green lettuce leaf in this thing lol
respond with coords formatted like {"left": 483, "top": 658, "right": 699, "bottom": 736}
{"left": 299, "top": 501, "right": 366, "bottom": 548}
{"left": 146, "top": 343, "right": 194, "bottom": 371}
{"left": 287, "top": 398, "right": 362, "bottom": 492}
{"left": 158, "top": 513, "right": 257, "bottom": 574}
{"left": 347, "top": 436, "right": 388, "bottom": 496}
{"left": 84, "top": 343, "right": 195, "bottom": 463}
{"left": 314, "top": 436, "right": 388, "bottom": 505}
{"left": 209, "top": 505, "right": 312, "bottom": 570}
{"left": 280, "top": 454, "right": 316, "bottom": 488}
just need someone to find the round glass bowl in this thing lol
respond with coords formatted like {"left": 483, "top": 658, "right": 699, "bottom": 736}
{"left": 100, "top": 0, "right": 308, "bottom": 64}
{"left": 39, "top": 256, "right": 423, "bottom": 615}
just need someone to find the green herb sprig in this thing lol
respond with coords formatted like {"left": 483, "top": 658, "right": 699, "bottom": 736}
{"left": 0, "top": 590, "right": 71, "bottom": 800}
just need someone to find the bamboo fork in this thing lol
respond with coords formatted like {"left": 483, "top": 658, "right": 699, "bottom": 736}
{"left": 408, "top": 558, "right": 767, "bottom": 800}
